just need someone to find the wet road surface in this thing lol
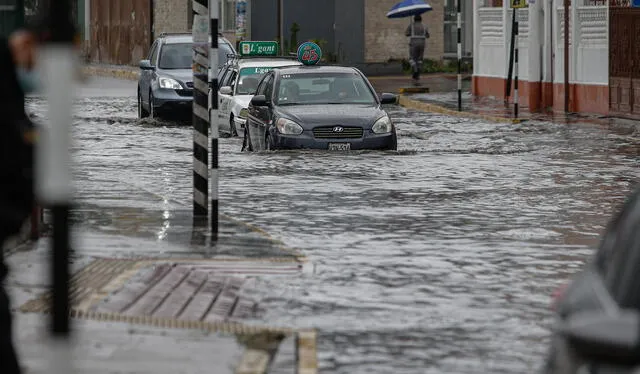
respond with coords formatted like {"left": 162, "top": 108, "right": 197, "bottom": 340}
{"left": 27, "top": 77, "right": 640, "bottom": 373}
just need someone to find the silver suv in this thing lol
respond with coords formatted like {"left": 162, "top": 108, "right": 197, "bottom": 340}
{"left": 137, "top": 32, "right": 236, "bottom": 120}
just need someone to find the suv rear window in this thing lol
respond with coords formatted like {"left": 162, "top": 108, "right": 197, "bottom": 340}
{"left": 158, "top": 40, "right": 235, "bottom": 70}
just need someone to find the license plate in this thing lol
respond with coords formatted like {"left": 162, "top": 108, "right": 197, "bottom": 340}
{"left": 328, "top": 143, "right": 351, "bottom": 151}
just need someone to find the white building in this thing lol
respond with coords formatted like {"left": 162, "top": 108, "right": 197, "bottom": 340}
{"left": 472, "top": 0, "right": 608, "bottom": 114}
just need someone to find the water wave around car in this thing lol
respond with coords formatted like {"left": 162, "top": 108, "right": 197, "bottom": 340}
{"left": 26, "top": 93, "right": 640, "bottom": 373}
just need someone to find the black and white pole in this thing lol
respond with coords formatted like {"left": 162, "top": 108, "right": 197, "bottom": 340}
{"left": 192, "top": 0, "right": 209, "bottom": 223}
{"left": 209, "top": 0, "right": 219, "bottom": 242}
{"left": 514, "top": 14, "right": 519, "bottom": 119}
{"left": 36, "top": 0, "right": 76, "bottom": 372}
{"left": 456, "top": 0, "right": 462, "bottom": 111}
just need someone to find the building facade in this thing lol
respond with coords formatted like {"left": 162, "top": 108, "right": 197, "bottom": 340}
{"left": 472, "top": 0, "right": 608, "bottom": 114}
{"left": 248, "top": 0, "right": 474, "bottom": 66}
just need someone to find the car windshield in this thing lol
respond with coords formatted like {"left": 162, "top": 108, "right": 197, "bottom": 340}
{"left": 158, "top": 41, "right": 234, "bottom": 70}
{"left": 275, "top": 72, "right": 377, "bottom": 106}
{"left": 236, "top": 66, "right": 278, "bottom": 95}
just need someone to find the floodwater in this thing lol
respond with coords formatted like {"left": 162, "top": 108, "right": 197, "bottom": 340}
{"left": 26, "top": 84, "right": 640, "bottom": 373}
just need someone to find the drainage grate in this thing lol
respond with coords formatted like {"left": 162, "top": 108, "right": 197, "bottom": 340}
{"left": 19, "top": 258, "right": 301, "bottom": 321}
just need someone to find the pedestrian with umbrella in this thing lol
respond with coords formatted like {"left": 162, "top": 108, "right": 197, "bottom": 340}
{"left": 386, "top": 0, "right": 432, "bottom": 85}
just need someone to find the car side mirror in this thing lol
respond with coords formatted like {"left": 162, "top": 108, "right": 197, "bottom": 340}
{"left": 250, "top": 94, "right": 268, "bottom": 107}
{"left": 139, "top": 59, "right": 154, "bottom": 70}
{"left": 379, "top": 93, "right": 398, "bottom": 105}
{"left": 559, "top": 311, "right": 640, "bottom": 365}
{"left": 220, "top": 86, "right": 233, "bottom": 95}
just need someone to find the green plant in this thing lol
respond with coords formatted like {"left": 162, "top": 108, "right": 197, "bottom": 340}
{"left": 325, "top": 52, "right": 338, "bottom": 63}
{"left": 399, "top": 58, "right": 473, "bottom": 74}
{"left": 308, "top": 39, "right": 330, "bottom": 62}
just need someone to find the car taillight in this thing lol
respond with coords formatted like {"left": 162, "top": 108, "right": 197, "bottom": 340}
{"left": 551, "top": 282, "right": 569, "bottom": 311}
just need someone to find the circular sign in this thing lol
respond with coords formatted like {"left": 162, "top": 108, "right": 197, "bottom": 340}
{"left": 297, "top": 42, "right": 322, "bottom": 66}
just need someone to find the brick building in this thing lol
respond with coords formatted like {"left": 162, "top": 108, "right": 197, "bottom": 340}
{"left": 363, "top": 0, "right": 445, "bottom": 62}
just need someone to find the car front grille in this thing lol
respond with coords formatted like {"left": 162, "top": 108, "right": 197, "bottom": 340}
{"left": 176, "top": 89, "right": 193, "bottom": 97}
{"left": 185, "top": 81, "right": 194, "bottom": 88}
{"left": 313, "top": 126, "right": 364, "bottom": 139}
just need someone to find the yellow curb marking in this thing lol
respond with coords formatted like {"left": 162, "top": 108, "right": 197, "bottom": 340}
{"left": 398, "top": 95, "right": 523, "bottom": 124}
{"left": 297, "top": 329, "right": 318, "bottom": 374}
{"left": 236, "top": 349, "right": 271, "bottom": 374}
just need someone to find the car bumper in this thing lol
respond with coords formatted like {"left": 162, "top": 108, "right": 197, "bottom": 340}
{"left": 152, "top": 88, "right": 193, "bottom": 114}
{"left": 272, "top": 130, "right": 396, "bottom": 150}
{"left": 234, "top": 116, "right": 247, "bottom": 128}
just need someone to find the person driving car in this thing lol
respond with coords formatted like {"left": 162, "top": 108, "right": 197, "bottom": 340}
{"left": 330, "top": 78, "right": 357, "bottom": 100}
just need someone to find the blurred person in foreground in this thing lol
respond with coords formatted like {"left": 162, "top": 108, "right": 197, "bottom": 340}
{"left": 0, "top": 24, "right": 44, "bottom": 374}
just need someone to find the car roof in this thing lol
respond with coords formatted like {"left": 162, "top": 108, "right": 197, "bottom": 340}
{"left": 235, "top": 58, "right": 302, "bottom": 68}
{"left": 159, "top": 33, "right": 233, "bottom": 46}
{"left": 274, "top": 65, "right": 360, "bottom": 75}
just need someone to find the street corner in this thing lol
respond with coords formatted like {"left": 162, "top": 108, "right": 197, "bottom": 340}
{"left": 16, "top": 257, "right": 319, "bottom": 372}
{"left": 397, "top": 95, "right": 521, "bottom": 124}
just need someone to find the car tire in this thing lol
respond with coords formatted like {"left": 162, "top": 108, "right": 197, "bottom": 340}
{"left": 149, "top": 90, "right": 156, "bottom": 119}
{"left": 138, "top": 90, "right": 149, "bottom": 119}
{"left": 230, "top": 115, "right": 238, "bottom": 137}
{"left": 242, "top": 125, "right": 251, "bottom": 152}
{"left": 387, "top": 132, "right": 398, "bottom": 151}
{"left": 265, "top": 133, "right": 274, "bottom": 151}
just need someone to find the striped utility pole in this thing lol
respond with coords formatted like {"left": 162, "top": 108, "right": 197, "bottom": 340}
{"left": 192, "top": 0, "right": 209, "bottom": 223}
{"left": 209, "top": 0, "right": 220, "bottom": 241}
{"left": 456, "top": 0, "right": 462, "bottom": 111}
{"left": 514, "top": 14, "right": 519, "bottom": 118}
{"left": 36, "top": 0, "right": 76, "bottom": 372}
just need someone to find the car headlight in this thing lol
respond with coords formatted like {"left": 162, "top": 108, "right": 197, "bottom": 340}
{"left": 158, "top": 77, "right": 182, "bottom": 90}
{"left": 238, "top": 108, "right": 248, "bottom": 118}
{"left": 372, "top": 115, "right": 393, "bottom": 134}
{"left": 276, "top": 118, "right": 303, "bottom": 135}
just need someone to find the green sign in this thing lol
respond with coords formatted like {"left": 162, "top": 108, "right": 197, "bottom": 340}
{"left": 239, "top": 41, "right": 279, "bottom": 56}
{"left": 297, "top": 42, "right": 322, "bottom": 66}
{"left": 240, "top": 67, "right": 275, "bottom": 76}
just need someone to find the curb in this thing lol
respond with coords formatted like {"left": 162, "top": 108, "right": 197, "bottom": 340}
{"left": 398, "top": 95, "right": 523, "bottom": 124}
{"left": 82, "top": 65, "right": 140, "bottom": 81}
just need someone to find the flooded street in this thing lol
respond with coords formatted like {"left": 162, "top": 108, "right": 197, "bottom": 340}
{"left": 27, "top": 78, "right": 640, "bottom": 373}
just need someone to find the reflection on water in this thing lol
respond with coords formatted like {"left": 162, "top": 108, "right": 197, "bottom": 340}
{"left": 28, "top": 96, "right": 640, "bottom": 373}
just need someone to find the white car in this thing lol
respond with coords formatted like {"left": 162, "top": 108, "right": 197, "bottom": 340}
{"left": 216, "top": 57, "right": 302, "bottom": 137}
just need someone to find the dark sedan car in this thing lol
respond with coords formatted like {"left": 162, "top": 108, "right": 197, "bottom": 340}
{"left": 542, "top": 187, "right": 640, "bottom": 374}
{"left": 243, "top": 65, "right": 398, "bottom": 151}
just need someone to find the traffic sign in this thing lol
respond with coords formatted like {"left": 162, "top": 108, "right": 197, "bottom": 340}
{"left": 510, "top": 0, "right": 527, "bottom": 8}
{"left": 239, "top": 41, "right": 279, "bottom": 56}
{"left": 297, "top": 42, "right": 322, "bottom": 66}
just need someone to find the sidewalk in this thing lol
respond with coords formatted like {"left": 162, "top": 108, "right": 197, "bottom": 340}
{"left": 408, "top": 91, "right": 640, "bottom": 128}
{"left": 6, "top": 188, "right": 316, "bottom": 373}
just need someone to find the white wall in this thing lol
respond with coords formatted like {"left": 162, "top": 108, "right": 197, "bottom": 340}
{"left": 475, "top": 6, "right": 506, "bottom": 78}
{"left": 475, "top": 0, "right": 608, "bottom": 86}
{"left": 552, "top": 2, "right": 608, "bottom": 85}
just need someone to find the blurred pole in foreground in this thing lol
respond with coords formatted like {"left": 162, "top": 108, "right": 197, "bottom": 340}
{"left": 192, "top": 0, "right": 209, "bottom": 226}
{"left": 35, "top": 0, "right": 76, "bottom": 372}
{"left": 455, "top": 0, "right": 461, "bottom": 111}
{"left": 209, "top": 0, "right": 219, "bottom": 242}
